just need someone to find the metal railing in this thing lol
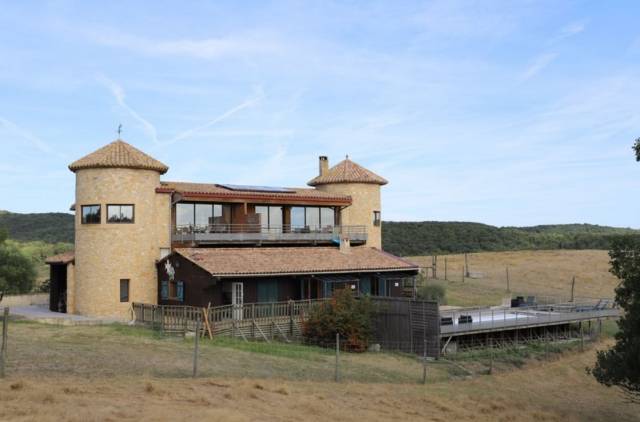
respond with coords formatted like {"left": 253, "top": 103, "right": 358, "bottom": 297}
{"left": 439, "top": 299, "right": 619, "bottom": 336}
{"left": 172, "top": 224, "right": 368, "bottom": 244}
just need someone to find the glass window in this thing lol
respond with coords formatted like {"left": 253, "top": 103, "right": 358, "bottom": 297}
{"left": 176, "top": 203, "right": 194, "bottom": 228}
{"left": 255, "top": 206, "right": 269, "bottom": 231}
{"left": 268, "top": 206, "right": 283, "bottom": 230}
{"left": 320, "top": 207, "right": 335, "bottom": 229}
{"left": 305, "top": 207, "right": 320, "bottom": 231}
{"left": 195, "top": 204, "right": 212, "bottom": 228}
{"left": 81, "top": 205, "right": 101, "bottom": 224}
{"left": 120, "top": 279, "right": 129, "bottom": 302}
{"left": 107, "top": 205, "right": 134, "bottom": 223}
{"left": 291, "top": 207, "right": 305, "bottom": 229}
{"left": 373, "top": 210, "right": 381, "bottom": 226}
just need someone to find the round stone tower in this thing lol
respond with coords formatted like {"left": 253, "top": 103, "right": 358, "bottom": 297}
{"left": 308, "top": 156, "right": 388, "bottom": 249}
{"left": 69, "top": 140, "right": 170, "bottom": 318}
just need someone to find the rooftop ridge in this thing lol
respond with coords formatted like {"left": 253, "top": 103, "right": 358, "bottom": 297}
{"left": 68, "top": 139, "right": 169, "bottom": 174}
{"left": 307, "top": 158, "right": 388, "bottom": 186}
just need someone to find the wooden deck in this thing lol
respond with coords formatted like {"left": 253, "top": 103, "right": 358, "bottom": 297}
{"left": 439, "top": 301, "right": 619, "bottom": 337}
{"left": 133, "top": 300, "right": 325, "bottom": 342}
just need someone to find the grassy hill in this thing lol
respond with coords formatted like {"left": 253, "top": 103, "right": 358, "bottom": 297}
{"left": 382, "top": 221, "right": 640, "bottom": 256}
{"left": 0, "top": 210, "right": 74, "bottom": 243}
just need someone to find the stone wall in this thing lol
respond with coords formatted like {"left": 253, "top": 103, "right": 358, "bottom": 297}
{"left": 0, "top": 293, "right": 49, "bottom": 307}
{"left": 316, "top": 183, "right": 382, "bottom": 249}
{"left": 74, "top": 168, "right": 170, "bottom": 318}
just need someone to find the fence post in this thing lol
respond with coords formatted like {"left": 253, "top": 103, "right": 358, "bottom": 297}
{"left": 506, "top": 266, "right": 510, "bottom": 292}
{"left": 335, "top": 333, "right": 340, "bottom": 382}
{"left": 160, "top": 306, "right": 165, "bottom": 335}
{"left": 0, "top": 307, "right": 8, "bottom": 378}
{"left": 422, "top": 338, "right": 427, "bottom": 384}
{"left": 464, "top": 253, "right": 469, "bottom": 278}
{"left": 289, "top": 301, "right": 294, "bottom": 337}
{"left": 193, "top": 318, "right": 201, "bottom": 378}
{"left": 488, "top": 337, "right": 493, "bottom": 375}
{"left": 580, "top": 321, "right": 584, "bottom": 352}
{"left": 444, "top": 257, "right": 448, "bottom": 281}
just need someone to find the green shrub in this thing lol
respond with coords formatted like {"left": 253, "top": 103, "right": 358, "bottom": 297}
{"left": 417, "top": 282, "right": 447, "bottom": 304}
{"left": 302, "top": 289, "right": 374, "bottom": 352}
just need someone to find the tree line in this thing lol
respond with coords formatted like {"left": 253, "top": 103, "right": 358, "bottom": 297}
{"left": 382, "top": 221, "right": 640, "bottom": 256}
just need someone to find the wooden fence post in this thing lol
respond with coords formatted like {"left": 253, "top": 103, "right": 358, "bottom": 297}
{"left": 160, "top": 306, "right": 165, "bottom": 335}
{"left": 335, "top": 333, "right": 340, "bottom": 382}
{"left": 422, "top": 338, "right": 427, "bottom": 384}
{"left": 0, "top": 307, "right": 8, "bottom": 378}
{"left": 289, "top": 301, "right": 294, "bottom": 337}
{"left": 490, "top": 337, "right": 495, "bottom": 374}
{"left": 444, "top": 258, "right": 448, "bottom": 281}
{"left": 506, "top": 266, "right": 510, "bottom": 292}
{"left": 193, "top": 318, "right": 201, "bottom": 378}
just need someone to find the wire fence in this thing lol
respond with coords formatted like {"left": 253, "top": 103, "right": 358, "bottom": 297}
{"left": 0, "top": 305, "right": 610, "bottom": 384}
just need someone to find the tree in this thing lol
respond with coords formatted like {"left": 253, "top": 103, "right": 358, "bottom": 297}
{"left": 0, "top": 230, "right": 37, "bottom": 294}
{"left": 590, "top": 235, "right": 640, "bottom": 400}
{"left": 634, "top": 137, "right": 640, "bottom": 162}
{"left": 302, "top": 289, "right": 374, "bottom": 352}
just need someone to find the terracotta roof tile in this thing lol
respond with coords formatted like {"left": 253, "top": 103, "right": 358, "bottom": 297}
{"left": 69, "top": 140, "right": 169, "bottom": 174}
{"left": 45, "top": 251, "right": 75, "bottom": 265}
{"left": 160, "top": 181, "right": 352, "bottom": 204}
{"left": 173, "top": 246, "right": 418, "bottom": 277}
{"left": 307, "top": 158, "right": 388, "bottom": 186}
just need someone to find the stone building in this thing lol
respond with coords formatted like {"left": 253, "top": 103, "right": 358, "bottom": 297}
{"left": 47, "top": 140, "right": 418, "bottom": 318}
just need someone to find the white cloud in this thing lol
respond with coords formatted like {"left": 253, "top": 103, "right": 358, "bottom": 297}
{"left": 160, "top": 86, "right": 265, "bottom": 147}
{"left": 0, "top": 117, "right": 65, "bottom": 159}
{"left": 559, "top": 20, "right": 588, "bottom": 39}
{"left": 89, "top": 29, "right": 281, "bottom": 60}
{"left": 520, "top": 52, "right": 558, "bottom": 81}
{"left": 97, "top": 75, "right": 159, "bottom": 144}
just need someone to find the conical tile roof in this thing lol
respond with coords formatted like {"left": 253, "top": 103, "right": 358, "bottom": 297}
{"left": 307, "top": 158, "right": 387, "bottom": 186}
{"left": 68, "top": 140, "right": 168, "bottom": 174}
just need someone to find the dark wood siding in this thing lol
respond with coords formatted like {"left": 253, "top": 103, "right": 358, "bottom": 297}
{"left": 157, "top": 252, "right": 416, "bottom": 307}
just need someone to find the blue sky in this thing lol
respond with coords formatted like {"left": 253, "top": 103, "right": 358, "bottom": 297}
{"left": 1, "top": 1, "right": 639, "bottom": 227}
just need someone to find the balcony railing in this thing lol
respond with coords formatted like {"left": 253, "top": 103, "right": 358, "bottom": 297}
{"left": 172, "top": 224, "right": 368, "bottom": 245}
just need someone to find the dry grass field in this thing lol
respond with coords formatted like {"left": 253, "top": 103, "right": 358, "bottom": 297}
{"left": 408, "top": 250, "right": 619, "bottom": 307}
{"left": 1, "top": 249, "right": 635, "bottom": 421}
{"left": 1, "top": 337, "right": 637, "bottom": 421}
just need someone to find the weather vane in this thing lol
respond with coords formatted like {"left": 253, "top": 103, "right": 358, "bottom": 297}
{"left": 117, "top": 124, "right": 123, "bottom": 138}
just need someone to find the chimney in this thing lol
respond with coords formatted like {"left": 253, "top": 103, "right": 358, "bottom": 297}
{"left": 319, "top": 156, "right": 329, "bottom": 176}
{"left": 339, "top": 236, "right": 351, "bottom": 254}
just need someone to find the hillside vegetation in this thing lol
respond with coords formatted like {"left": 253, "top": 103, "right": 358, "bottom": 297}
{"left": 0, "top": 210, "right": 74, "bottom": 243}
{"left": 383, "top": 221, "right": 640, "bottom": 256}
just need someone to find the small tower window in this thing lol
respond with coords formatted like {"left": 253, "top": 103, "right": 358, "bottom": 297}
{"left": 107, "top": 205, "right": 135, "bottom": 223}
{"left": 81, "top": 205, "right": 101, "bottom": 224}
{"left": 373, "top": 211, "right": 381, "bottom": 226}
{"left": 120, "top": 279, "right": 130, "bottom": 302}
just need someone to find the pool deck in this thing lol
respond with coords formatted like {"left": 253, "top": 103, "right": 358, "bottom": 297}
{"left": 439, "top": 306, "right": 620, "bottom": 337}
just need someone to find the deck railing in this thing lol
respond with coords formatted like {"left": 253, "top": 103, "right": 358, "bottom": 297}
{"left": 439, "top": 299, "right": 619, "bottom": 336}
{"left": 171, "top": 224, "right": 368, "bottom": 244}
{"left": 132, "top": 299, "right": 330, "bottom": 335}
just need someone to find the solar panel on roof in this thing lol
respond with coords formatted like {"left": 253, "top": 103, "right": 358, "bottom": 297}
{"left": 218, "top": 184, "right": 295, "bottom": 193}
